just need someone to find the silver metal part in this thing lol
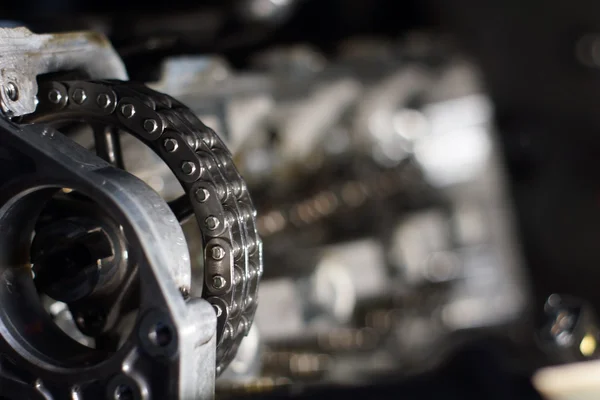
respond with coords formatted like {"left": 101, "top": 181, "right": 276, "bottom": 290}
{"left": 0, "top": 118, "right": 215, "bottom": 399}
{"left": 27, "top": 79, "right": 263, "bottom": 374}
{"left": 241, "top": 49, "right": 526, "bottom": 382}
{"left": 275, "top": 77, "right": 361, "bottom": 167}
{"left": 218, "top": 324, "right": 262, "bottom": 382}
{"left": 0, "top": 27, "right": 127, "bottom": 116}
{"left": 388, "top": 64, "right": 528, "bottom": 367}
{"left": 149, "top": 56, "right": 274, "bottom": 157}
{"left": 538, "top": 294, "right": 600, "bottom": 363}
{"left": 352, "top": 67, "right": 432, "bottom": 166}
{"left": 254, "top": 239, "right": 389, "bottom": 346}
{"left": 238, "top": 0, "right": 299, "bottom": 22}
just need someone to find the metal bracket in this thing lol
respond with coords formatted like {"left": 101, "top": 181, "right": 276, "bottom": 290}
{"left": 0, "top": 119, "right": 215, "bottom": 399}
{"left": 0, "top": 27, "right": 127, "bottom": 116}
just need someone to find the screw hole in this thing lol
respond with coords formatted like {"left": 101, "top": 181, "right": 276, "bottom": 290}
{"left": 212, "top": 274, "right": 226, "bottom": 290}
{"left": 148, "top": 321, "right": 172, "bottom": 347}
{"left": 113, "top": 384, "right": 134, "bottom": 400}
{"left": 5, "top": 82, "right": 18, "bottom": 101}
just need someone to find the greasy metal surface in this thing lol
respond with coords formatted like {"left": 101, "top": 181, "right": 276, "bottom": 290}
{"left": 0, "top": 27, "right": 127, "bottom": 116}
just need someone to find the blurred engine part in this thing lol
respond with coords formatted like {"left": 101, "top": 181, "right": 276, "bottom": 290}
{"left": 538, "top": 294, "right": 600, "bottom": 364}
{"left": 0, "top": 27, "right": 263, "bottom": 399}
{"left": 138, "top": 37, "right": 531, "bottom": 391}
{"left": 533, "top": 357, "right": 600, "bottom": 400}
{"left": 259, "top": 56, "right": 527, "bottom": 381}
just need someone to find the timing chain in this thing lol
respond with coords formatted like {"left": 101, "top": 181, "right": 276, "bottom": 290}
{"left": 24, "top": 79, "right": 263, "bottom": 374}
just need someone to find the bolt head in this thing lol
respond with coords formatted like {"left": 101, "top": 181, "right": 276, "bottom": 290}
{"left": 205, "top": 216, "right": 220, "bottom": 230}
{"left": 120, "top": 104, "right": 135, "bottom": 118}
{"left": 48, "top": 89, "right": 62, "bottom": 104}
{"left": 211, "top": 245, "right": 226, "bottom": 260}
{"left": 72, "top": 88, "right": 87, "bottom": 104}
{"left": 96, "top": 93, "right": 111, "bottom": 108}
{"left": 179, "top": 286, "right": 190, "bottom": 298}
{"left": 75, "top": 309, "right": 105, "bottom": 334}
{"left": 181, "top": 161, "right": 196, "bottom": 175}
{"left": 212, "top": 275, "right": 226, "bottom": 290}
{"left": 163, "top": 138, "right": 179, "bottom": 153}
{"left": 113, "top": 384, "right": 134, "bottom": 400}
{"left": 4, "top": 82, "right": 18, "bottom": 101}
{"left": 194, "top": 188, "right": 210, "bottom": 203}
{"left": 144, "top": 119, "right": 158, "bottom": 134}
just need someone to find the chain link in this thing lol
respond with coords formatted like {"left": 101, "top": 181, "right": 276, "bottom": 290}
{"left": 24, "top": 79, "right": 263, "bottom": 374}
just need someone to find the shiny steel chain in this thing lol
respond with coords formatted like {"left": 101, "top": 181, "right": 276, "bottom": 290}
{"left": 24, "top": 79, "right": 263, "bottom": 374}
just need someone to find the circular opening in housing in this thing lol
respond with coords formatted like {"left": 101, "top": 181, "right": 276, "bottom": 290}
{"left": 0, "top": 185, "right": 139, "bottom": 368}
{"left": 113, "top": 384, "right": 134, "bottom": 400}
{"left": 50, "top": 122, "right": 204, "bottom": 295}
{"left": 147, "top": 322, "right": 173, "bottom": 348}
